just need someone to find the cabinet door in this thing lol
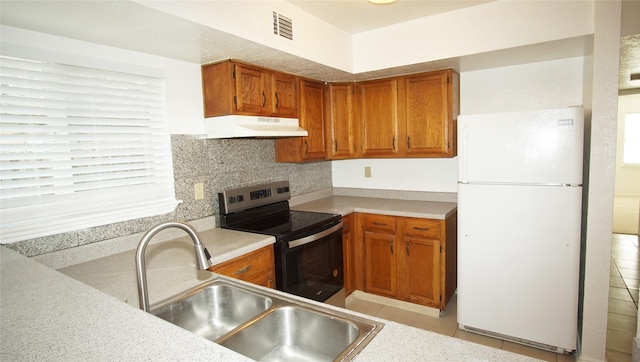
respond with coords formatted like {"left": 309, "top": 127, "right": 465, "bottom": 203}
{"left": 326, "top": 83, "right": 358, "bottom": 159}
{"left": 364, "top": 231, "right": 397, "bottom": 297}
{"left": 270, "top": 71, "right": 297, "bottom": 117}
{"left": 275, "top": 79, "right": 326, "bottom": 162}
{"left": 359, "top": 79, "right": 399, "bottom": 157}
{"left": 403, "top": 71, "right": 451, "bottom": 156}
{"left": 401, "top": 235, "right": 441, "bottom": 306}
{"left": 234, "top": 63, "right": 268, "bottom": 115}
{"left": 209, "top": 246, "right": 275, "bottom": 288}
{"left": 299, "top": 79, "right": 326, "bottom": 160}
{"left": 342, "top": 214, "right": 356, "bottom": 296}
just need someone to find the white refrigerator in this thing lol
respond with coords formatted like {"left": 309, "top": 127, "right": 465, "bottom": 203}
{"left": 457, "top": 107, "right": 584, "bottom": 353}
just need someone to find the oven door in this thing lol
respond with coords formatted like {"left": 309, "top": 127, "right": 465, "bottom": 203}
{"left": 275, "top": 222, "right": 344, "bottom": 305}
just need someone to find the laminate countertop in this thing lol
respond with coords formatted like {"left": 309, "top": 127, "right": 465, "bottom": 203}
{"left": 1, "top": 217, "right": 537, "bottom": 361}
{"left": 292, "top": 195, "right": 457, "bottom": 219}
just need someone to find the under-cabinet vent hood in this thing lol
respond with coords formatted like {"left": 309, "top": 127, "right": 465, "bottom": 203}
{"left": 204, "top": 115, "right": 308, "bottom": 139}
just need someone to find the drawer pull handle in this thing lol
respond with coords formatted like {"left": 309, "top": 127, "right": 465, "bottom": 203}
{"left": 234, "top": 265, "right": 252, "bottom": 275}
{"left": 390, "top": 241, "right": 394, "bottom": 254}
{"left": 413, "top": 227, "right": 430, "bottom": 231}
{"left": 406, "top": 241, "right": 410, "bottom": 256}
{"left": 372, "top": 222, "right": 387, "bottom": 226}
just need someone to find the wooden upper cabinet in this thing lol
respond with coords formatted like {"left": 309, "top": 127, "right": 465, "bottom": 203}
{"left": 359, "top": 78, "right": 400, "bottom": 157}
{"left": 275, "top": 78, "right": 326, "bottom": 162}
{"left": 270, "top": 71, "right": 297, "bottom": 117}
{"left": 402, "top": 70, "right": 459, "bottom": 157}
{"left": 201, "top": 60, "right": 297, "bottom": 118}
{"left": 234, "top": 63, "right": 269, "bottom": 114}
{"left": 325, "top": 83, "right": 358, "bottom": 159}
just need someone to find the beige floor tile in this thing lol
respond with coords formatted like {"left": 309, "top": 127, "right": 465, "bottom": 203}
{"left": 346, "top": 298, "right": 383, "bottom": 316}
{"left": 609, "top": 299, "right": 639, "bottom": 316}
{"left": 611, "top": 275, "right": 627, "bottom": 288}
{"left": 347, "top": 298, "right": 383, "bottom": 315}
{"left": 610, "top": 287, "right": 635, "bottom": 302}
{"left": 615, "top": 259, "right": 640, "bottom": 270}
{"left": 618, "top": 267, "right": 640, "bottom": 280}
{"left": 556, "top": 352, "right": 577, "bottom": 362}
{"left": 608, "top": 312, "right": 638, "bottom": 333}
{"left": 623, "top": 278, "right": 640, "bottom": 290}
{"left": 453, "top": 329, "right": 503, "bottom": 349}
{"left": 606, "top": 349, "right": 633, "bottom": 362}
{"left": 612, "top": 264, "right": 621, "bottom": 276}
{"left": 611, "top": 244, "right": 639, "bottom": 253}
{"left": 606, "top": 329, "right": 635, "bottom": 354}
{"left": 412, "top": 312, "right": 458, "bottom": 337}
{"left": 501, "top": 341, "right": 559, "bottom": 362}
{"left": 375, "top": 305, "right": 419, "bottom": 326}
{"left": 612, "top": 251, "right": 640, "bottom": 263}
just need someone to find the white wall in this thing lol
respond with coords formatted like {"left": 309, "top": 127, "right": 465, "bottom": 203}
{"left": 0, "top": 26, "right": 205, "bottom": 135}
{"left": 333, "top": 56, "right": 585, "bottom": 193}
{"left": 352, "top": 0, "right": 593, "bottom": 73}
{"left": 461, "top": 57, "right": 585, "bottom": 114}
{"left": 332, "top": 158, "right": 458, "bottom": 192}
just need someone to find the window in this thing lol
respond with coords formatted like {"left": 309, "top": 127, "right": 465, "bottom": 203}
{"left": 623, "top": 113, "right": 640, "bottom": 165}
{"left": 0, "top": 52, "right": 179, "bottom": 244}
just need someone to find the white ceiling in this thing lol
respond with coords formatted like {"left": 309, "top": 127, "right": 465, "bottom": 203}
{"left": 287, "top": 0, "right": 494, "bottom": 34}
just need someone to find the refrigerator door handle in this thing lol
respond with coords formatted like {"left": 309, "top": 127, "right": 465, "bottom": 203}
{"left": 458, "top": 121, "right": 468, "bottom": 182}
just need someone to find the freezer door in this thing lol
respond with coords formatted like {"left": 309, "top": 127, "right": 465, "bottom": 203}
{"left": 458, "top": 107, "right": 584, "bottom": 185}
{"left": 457, "top": 183, "right": 581, "bottom": 351}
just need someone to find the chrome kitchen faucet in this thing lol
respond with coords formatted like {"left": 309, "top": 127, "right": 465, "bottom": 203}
{"left": 135, "top": 221, "right": 213, "bottom": 312}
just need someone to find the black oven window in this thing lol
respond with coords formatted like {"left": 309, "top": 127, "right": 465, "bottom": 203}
{"left": 284, "top": 230, "right": 343, "bottom": 302}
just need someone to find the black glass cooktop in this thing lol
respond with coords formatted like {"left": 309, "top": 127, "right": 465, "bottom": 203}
{"left": 222, "top": 208, "right": 341, "bottom": 241}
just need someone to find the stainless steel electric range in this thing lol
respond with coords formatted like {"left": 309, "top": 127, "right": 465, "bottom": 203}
{"left": 218, "top": 181, "right": 345, "bottom": 307}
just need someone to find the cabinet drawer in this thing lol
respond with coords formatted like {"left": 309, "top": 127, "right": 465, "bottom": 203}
{"left": 403, "top": 218, "right": 441, "bottom": 238}
{"left": 209, "top": 246, "right": 274, "bottom": 282}
{"left": 362, "top": 214, "right": 396, "bottom": 234}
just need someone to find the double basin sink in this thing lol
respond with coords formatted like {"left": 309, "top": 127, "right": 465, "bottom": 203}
{"left": 151, "top": 277, "right": 383, "bottom": 361}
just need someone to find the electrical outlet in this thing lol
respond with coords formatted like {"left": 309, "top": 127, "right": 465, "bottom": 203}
{"left": 364, "top": 166, "right": 372, "bottom": 178}
{"left": 194, "top": 182, "right": 204, "bottom": 200}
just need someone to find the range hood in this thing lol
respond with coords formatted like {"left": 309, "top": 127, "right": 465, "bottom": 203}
{"left": 204, "top": 115, "right": 308, "bottom": 139}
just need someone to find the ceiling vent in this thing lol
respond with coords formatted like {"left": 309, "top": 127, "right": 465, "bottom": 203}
{"left": 273, "top": 11, "right": 293, "bottom": 41}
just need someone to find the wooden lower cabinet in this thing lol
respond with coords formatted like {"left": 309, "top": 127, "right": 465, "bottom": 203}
{"left": 209, "top": 245, "right": 275, "bottom": 289}
{"left": 354, "top": 212, "right": 457, "bottom": 310}
{"left": 342, "top": 214, "right": 356, "bottom": 296}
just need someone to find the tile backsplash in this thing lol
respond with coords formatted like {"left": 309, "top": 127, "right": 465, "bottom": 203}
{"left": 6, "top": 135, "right": 332, "bottom": 257}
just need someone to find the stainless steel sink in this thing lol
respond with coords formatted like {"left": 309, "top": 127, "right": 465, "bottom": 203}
{"left": 150, "top": 277, "right": 383, "bottom": 362}
{"left": 218, "top": 305, "right": 371, "bottom": 362}
{"left": 151, "top": 280, "right": 273, "bottom": 341}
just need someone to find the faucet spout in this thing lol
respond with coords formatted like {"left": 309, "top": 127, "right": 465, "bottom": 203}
{"left": 135, "top": 221, "right": 213, "bottom": 312}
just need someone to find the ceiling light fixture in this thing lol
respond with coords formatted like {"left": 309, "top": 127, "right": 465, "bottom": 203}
{"left": 369, "top": 0, "right": 398, "bottom": 4}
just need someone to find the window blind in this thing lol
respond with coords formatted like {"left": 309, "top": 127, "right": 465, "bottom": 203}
{"left": 0, "top": 55, "right": 179, "bottom": 244}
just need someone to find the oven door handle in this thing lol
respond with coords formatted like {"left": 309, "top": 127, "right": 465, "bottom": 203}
{"left": 288, "top": 221, "right": 343, "bottom": 249}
